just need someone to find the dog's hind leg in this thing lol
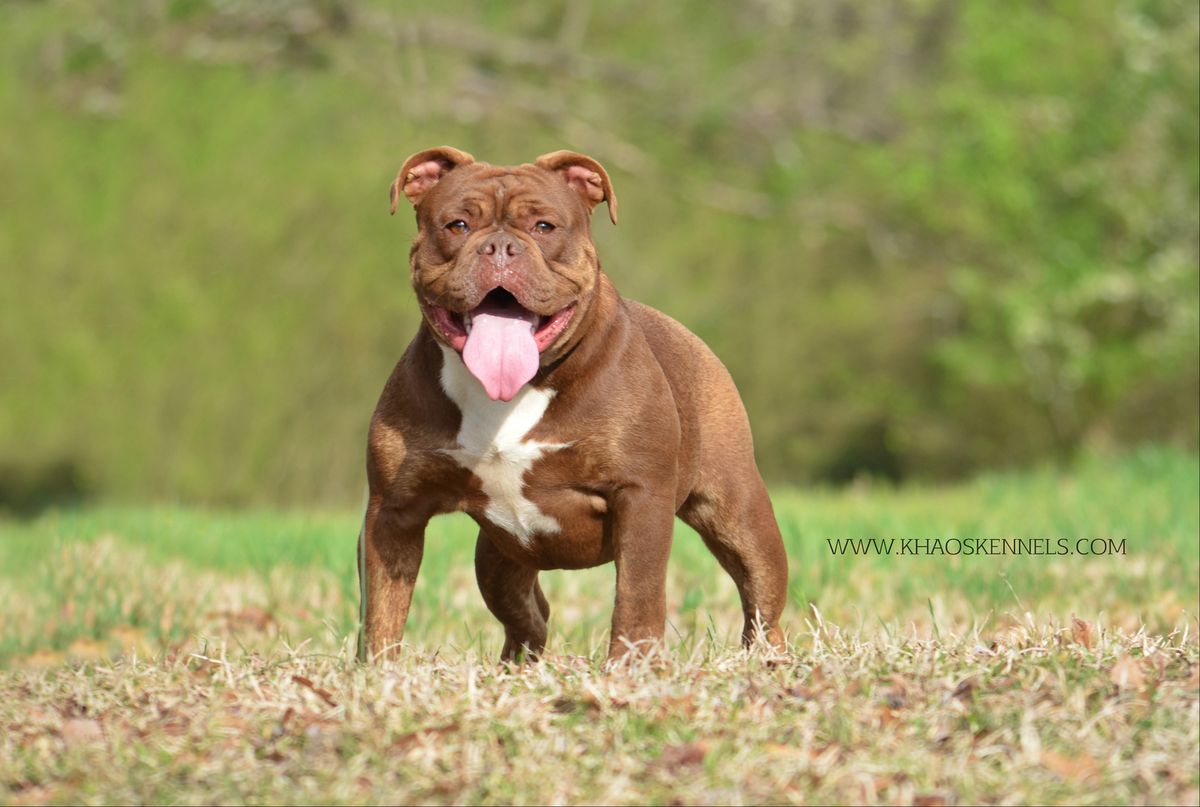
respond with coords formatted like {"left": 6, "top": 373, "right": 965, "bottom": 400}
{"left": 474, "top": 530, "right": 550, "bottom": 662}
{"left": 679, "top": 477, "right": 789, "bottom": 649}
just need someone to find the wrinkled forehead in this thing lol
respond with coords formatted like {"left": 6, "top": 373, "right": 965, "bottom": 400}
{"left": 421, "top": 162, "right": 584, "bottom": 221}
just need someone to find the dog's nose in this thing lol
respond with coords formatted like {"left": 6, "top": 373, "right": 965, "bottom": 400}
{"left": 477, "top": 233, "right": 524, "bottom": 259}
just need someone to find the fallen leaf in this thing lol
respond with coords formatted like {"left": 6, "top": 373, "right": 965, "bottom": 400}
{"left": 550, "top": 695, "right": 601, "bottom": 715}
{"left": 989, "top": 675, "right": 1020, "bottom": 690}
{"left": 952, "top": 677, "right": 976, "bottom": 701}
{"left": 292, "top": 675, "right": 337, "bottom": 707}
{"left": 234, "top": 607, "right": 275, "bottom": 630}
{"left": 391, "top": 721, "right": 460, "bottom": 752}
{"left": 874, "top": 772, "right": 906, "bottom": 790}
{"left": 913, "top": 794, "right": 947, "bottom": 807}
{"left": 656, "top": 695, "right": 697, "bottom": 718}
{"left": 6, "top": 781, "right": 54, "bottom": 806}
{"left": 219, "top": 714, "right": 248, "bottom": 732}
{"left": 1109, "top": 654, "right": 1145, "bottom": 691}
{"left": 658, "top": 741, "right": 707, "bottom": 772}
{"left": 159, "top": 717, "right": 190, "bottom": 737}
{"left": 1041, "top": 750, "right": 1099, "bottom": 782}
{"left": 1071, "top": 617, "right": 1093, "bottom": 650}
{"left": 763, "top": 743, "right": 807, "bottom": 759}
{"left": 61, "top": 718, "right": 102, "bottom": 747}
{"left": 784, "top": 684, "right": 814, "bottom": 700}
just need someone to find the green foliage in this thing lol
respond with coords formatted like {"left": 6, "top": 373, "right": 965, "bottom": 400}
{"left": 0, "top": 0, "right": 1196, "bottom": 504}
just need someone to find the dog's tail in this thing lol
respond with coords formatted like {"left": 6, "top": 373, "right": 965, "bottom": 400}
{"left": 355, "top": 487, "right": 369, "bottom": 662}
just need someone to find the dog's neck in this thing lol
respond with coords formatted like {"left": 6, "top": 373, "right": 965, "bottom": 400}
{"left": 535, "top": 270, "right": 624, "bottom": 388}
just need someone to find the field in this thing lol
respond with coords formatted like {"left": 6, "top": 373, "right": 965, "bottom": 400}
{"left": 1, "top": 448, "right": 1197, "bottom": 804}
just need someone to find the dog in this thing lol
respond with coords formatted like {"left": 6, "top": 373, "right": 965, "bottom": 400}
{"left": 358, "top": 146, "right": 789, "bottom": 662}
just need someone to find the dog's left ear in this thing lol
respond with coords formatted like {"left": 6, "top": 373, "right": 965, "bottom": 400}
{"left": 390, "top": 146, "right": 476, "bottom": 214}
{"left": 535, "top": 150, "right": 618, "bottom": 225}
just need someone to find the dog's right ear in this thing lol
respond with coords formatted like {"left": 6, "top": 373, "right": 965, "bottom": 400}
{"left": 390, "top": 146, "right": 476, "bottom": 214}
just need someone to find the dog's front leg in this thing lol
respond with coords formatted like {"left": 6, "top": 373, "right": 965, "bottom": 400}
{"left": 357, "top": 497, "right": 427, "bottom": 661}
{"left": 608, "top": 484, "right": 676, "bottom": 661}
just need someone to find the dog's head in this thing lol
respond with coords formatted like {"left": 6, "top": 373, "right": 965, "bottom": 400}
{"left": 391, "top": 147, "right": 617, "bottom": 400}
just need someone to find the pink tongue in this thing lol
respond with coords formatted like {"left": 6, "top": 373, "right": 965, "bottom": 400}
{"left": 462, "top": 308, "right": 540, "bottom": 401}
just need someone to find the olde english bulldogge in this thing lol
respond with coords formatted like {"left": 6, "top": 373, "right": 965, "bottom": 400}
{"left": 358, "top": 146, "right": 789, "bottom": 662}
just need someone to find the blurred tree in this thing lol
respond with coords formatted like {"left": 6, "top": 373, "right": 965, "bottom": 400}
{"left": 919, "top": 1, "right": 1200, "bottom": 465}
{"left": 0, "top": 0, "right": 1195, "bottom": 504}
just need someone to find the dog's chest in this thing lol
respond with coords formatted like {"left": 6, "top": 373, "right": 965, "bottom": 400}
{"left": 438, "top": 347, "right": 569, "bottom": 545}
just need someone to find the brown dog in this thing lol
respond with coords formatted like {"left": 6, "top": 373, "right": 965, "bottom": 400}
{"left": 358, "top": 146, "right": 789, "bottom": 662}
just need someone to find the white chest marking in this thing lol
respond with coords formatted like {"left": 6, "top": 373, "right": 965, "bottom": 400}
{"left": 438, "top": 345, "right": 567, "bottom": 546}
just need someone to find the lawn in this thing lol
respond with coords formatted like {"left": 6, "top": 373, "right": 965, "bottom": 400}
{"left": 0, "top": 447, "right": 1196, "bottom": 804}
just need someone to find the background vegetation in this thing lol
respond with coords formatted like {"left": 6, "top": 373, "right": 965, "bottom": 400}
{"left": 2, "top": 0, "right": 1196, "bottom": 507}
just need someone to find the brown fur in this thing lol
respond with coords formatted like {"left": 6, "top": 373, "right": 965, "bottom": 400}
{"left": 360, "top": 148, "right": 788, "bottom": 662}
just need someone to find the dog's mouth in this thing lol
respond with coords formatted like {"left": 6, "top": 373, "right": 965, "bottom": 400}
{"left": 424, "top": 289, "right": 576, "bottom": 401}
{"left": 426, "top": 289, "right": 576, "bottom": 354}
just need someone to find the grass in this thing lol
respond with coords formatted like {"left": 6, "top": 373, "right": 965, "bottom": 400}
{"left": 0, "top": 447, "right": 1197, "bottom": 804}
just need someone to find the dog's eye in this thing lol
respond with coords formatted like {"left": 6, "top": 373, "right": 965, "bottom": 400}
{"left": 445, "top": 220, "right": 469, "bottom": 234}
{"left": 534, "top": 221, "right": 556, "bottom": 234}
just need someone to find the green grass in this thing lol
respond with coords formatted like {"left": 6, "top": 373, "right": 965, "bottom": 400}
{"left": 0, "top": 446, "right": 1196, "bottom": 663}
{"left": 0, "top": 447, "right": 1196, "bottom": 804}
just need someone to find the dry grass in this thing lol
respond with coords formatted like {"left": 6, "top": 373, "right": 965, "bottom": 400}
{"left": 2, "top": 615, "right": 1197, "bottom": 805}
{"left": 0, "top": 539, "right": 1197, "bottom": 805}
